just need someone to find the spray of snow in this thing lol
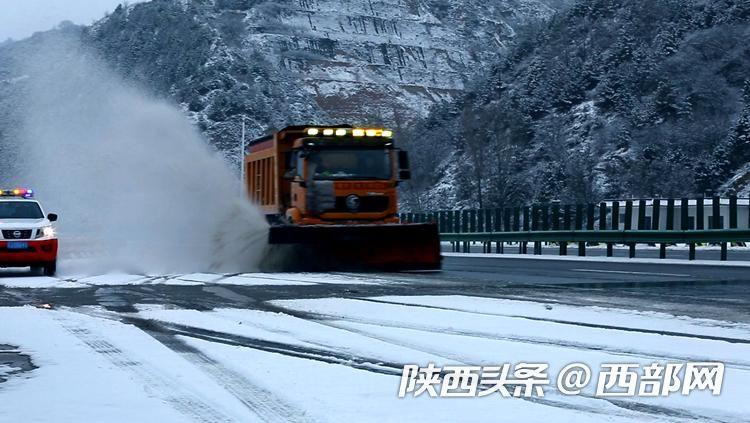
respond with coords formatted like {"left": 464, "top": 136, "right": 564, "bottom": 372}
{"left": 13, "top": 36, "right": 268, "bottom": 275}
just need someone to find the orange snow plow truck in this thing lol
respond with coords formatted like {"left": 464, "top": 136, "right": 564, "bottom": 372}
{"left": 245, "top": 125, "right": 441, "bottom": 271}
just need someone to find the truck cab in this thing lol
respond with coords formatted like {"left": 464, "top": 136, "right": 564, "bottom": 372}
{"left": 245, "top": 125, "right": 440, "bottom": 271}
{"left": 246, "top": 126, "right": 410, "bottom": 225}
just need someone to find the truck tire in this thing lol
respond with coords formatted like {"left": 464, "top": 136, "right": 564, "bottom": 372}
{"left": 43, "top": 261, "right": 57, "bottom": 277}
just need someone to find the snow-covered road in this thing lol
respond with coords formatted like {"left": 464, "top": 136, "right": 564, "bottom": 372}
{"left": 1, "top": 270, "right": 748, "bottom": 422}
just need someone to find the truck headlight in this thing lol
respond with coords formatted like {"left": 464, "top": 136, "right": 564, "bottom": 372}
{"left": 36, "top": 226, "right": 55, "bottom": 239}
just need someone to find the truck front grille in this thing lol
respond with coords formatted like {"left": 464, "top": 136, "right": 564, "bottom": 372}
{"left": 2, "top": 230, "right": 32, "bottom": 240}
{"left": 333, "top": 196, "right": 389, "bottom": 213}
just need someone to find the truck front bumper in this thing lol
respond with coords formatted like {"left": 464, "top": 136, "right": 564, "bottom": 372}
{"left": 267, "top": 223, "right": 441, "bottom": 271}
{"left": 0, "top": 239, "right": 58, "bottom": 267}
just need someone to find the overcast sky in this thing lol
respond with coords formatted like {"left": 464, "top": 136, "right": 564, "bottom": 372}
{"left": 0, "top": 0, "right": 150, "bottom": 41}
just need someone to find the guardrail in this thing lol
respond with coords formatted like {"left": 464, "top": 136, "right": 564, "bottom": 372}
{"left": 400, "top": 195, "right": 750, "bottom": 261}
{"left": 441, "top": 229, "right": 750, "bottom": 260}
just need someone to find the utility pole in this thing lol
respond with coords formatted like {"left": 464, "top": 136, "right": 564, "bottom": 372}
{"left": 240, "top": 115, "right": 246, "bottom": 196}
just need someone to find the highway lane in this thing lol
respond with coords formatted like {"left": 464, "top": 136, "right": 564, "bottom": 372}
{"left": 440, "top": 254, "right": 750, "bottom": 285}
{"left": 1, "top": 253, "right": 748, "bottom": 323}
{"left": 2, "top": 256, "right": 748, "bottom": 422}
{"left": 3, "top": 263, "right": 749, "bottom": 421}
{"left": 426, "top": 254, "right": 750, "bottom": 323}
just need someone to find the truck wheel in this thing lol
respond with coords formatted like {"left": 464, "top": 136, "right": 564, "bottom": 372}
{"left": 43, "top": 261, "right": 57, "bottom": 276}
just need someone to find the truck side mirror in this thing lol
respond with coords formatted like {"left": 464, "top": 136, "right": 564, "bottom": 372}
{"left": 398, "top": 150, "right": 410, "bottom": 170}
{"left": 397, "top": 150, "right": 411, "bottom": 181}
{"left": 47, "top": 213, "right": 58, "bottom": 222}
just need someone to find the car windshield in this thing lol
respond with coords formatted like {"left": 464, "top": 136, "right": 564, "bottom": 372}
{"left": 0, "top": 202, "right": 44, "bottom": 219}
{"left": 308, "top": 149, "right": 391, "bottom": 180}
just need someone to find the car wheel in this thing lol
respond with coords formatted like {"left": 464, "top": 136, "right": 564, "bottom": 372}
{"left": 30, "top": 266, "right": 43, "bottom": 275}
{"left": 43, "top": 261, "right": 57, "bottom": 277}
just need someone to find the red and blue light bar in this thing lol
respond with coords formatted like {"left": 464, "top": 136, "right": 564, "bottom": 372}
{"left": 0, "top": 188, "right": 34, "bottom": 199}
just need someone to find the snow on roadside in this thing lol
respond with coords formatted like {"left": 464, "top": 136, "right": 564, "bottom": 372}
{"left": 75, "top": 273, "right": 154, "bottom": 285}
{"left": 370, "top": 295, "right": 750, "bottom": 341}
{"left": 0, "top": 306, "right": 255, "bottom": 422}
{"left": 228, "top": 273, "right": 379, "bottom": 285}
{"left": 272, "top": 298, "right": 750, "bottom": 365}
{"left": 273, "top": 296, "right": 750, "bottom": 421}
{"left": 0, "top": 271, "right": 380, "bottom": 289}
{"left": 2, "top": 289, "right": 748, "bottom": 421}
{"left": 135, "top": 305, "right": 449, "bottom": 367}
{"left": 175, "top": 272, "right": 226, "bottom": 283}
{"left": 0, "top": 274, "right": 87, "bottom": 288}
{"left": 215, "top": 274, "right": 316, "bottom": 286}
{"left": 182, "top": 336, "right": 651, "bottom": 423}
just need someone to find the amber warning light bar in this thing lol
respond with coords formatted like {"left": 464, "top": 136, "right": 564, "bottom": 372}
{"left": 306, "top": 127, "right": 394, "bottom": 138}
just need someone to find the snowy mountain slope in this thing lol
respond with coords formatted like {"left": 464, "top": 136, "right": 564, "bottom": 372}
{"left": 400, "top": 0, "right": 750, "bottom": 210}
{"left": 0, "top": 0, "right": 570, "bottom": 178}
{"left": 84, "top": 0, "right": 570, "bottom": 144}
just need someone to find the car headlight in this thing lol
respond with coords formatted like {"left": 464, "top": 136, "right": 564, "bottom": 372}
{"left": 36, "top": 226, "right": 55, "bottom": 239}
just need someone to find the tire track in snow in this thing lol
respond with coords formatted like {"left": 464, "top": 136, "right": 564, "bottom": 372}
{"left": 358, "top": 298, "right": 750, "bottom": 344}
{"left": 267, "top": 302, "right": 750, "bottom": 371}
{"left": 127, "top": 318, "right": 319, "bottom": 423}
{"left": 62, "top": 308, "right": 332, "bottom": 422}
{"left": 131, "top": 318, "right": 405, "bottom": 376}
{"left": 256, "top": 307, "right": 688, "bottom": 423}
{"left": 67, "top": 306, "right": 406, "bottom": 375}
{"left": 61, "top": 303, "right": 717, "bottom": 423}
{"left": 53, "top": 313, "right": 238, "bottom": 423}
{"left": 118, "top": 307, "right": 681, "bottom": 423}
{"left": 598, "top": 398, "right": 746, "bottom": 423}
{"left": 264, "top": 306, "right": 722, "bottom": 423}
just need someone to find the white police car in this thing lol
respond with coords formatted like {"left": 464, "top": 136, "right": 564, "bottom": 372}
{"left": 0, "top": 188, "right": 58, "bottom": 276}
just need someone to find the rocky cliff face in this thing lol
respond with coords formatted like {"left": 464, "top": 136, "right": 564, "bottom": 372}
{"left": 82, "top": 0, "right": 567, "bottom": 146}
{"left": 229, "top": 0, "right": 562, "bottom": 124}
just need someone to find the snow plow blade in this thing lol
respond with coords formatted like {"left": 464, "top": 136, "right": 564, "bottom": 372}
{"left": 267, "top": 223, "right": 442, "bottom": 271}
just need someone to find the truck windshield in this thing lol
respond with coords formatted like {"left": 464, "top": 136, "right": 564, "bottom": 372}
{"left": 0, "top": 202, "right": 44, "bottom": 219}
{"left": 308, "top": 149, "right": 391, "bottom": 180}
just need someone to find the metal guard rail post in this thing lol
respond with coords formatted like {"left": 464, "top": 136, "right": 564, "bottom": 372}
{"left": 441, "top": 229, "right": 750, "bottom": 245}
